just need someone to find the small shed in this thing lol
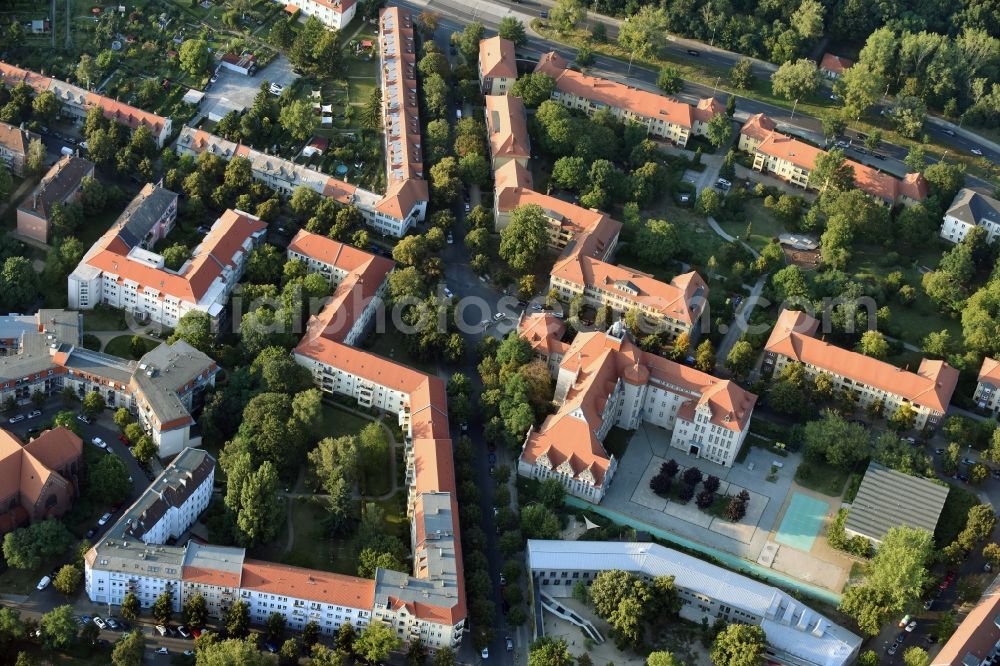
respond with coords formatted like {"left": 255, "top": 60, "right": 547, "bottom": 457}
{"left": 220, "top": 52, "right": 257, "bottom": 76}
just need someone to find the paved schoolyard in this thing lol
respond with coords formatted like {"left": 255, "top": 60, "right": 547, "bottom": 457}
{"left": 601, "top": 422, "right": 853, "bottom": 593}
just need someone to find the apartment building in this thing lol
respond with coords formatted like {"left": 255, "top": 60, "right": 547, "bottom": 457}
{"left": 494, "top": 185, "right": 619, "bottom": 252}
{"left": 286, "top": 230, "right": 394, "bottom": 346}
{"left": 763, "top": 309, "right": 958, "bottom": 429}
{"left": 86, "top": 446, "right": 463, "bottom": 648}
{"left": 739, "top": 114, "right": 928, "bottom": 207}
{"left": 484, "top": 94, "right": 530, "bottom": 170}
{"left": 0, "top": 120, "right": 39, "bottom": 176}
{"left": 517, "top": 316, "right": 756, "bottom": 501}
{"left": 290, "top": 228, "right": 466, "bottom": 649}
{"left": 16, "top": 154, "right": 94, "bottom": 243}
{"left": 478, "top": 36, "right": 517, "bottom": 95}
{"left": 0, "top": 310, "right": 218, "bottom": 457}
{"left": 534, "top": 51, "right": 724, "bottom": 148}
{"left": 975, "top": 357, "right": 1000, "bottom": 417}
{"left": 280, "top": 0, "right": 356, "bottom": 29}
{"left": 819, "top": 53, "right": 853, "bottom": 79}
{"left": 0, "top": 427, "right": 82, "bottom": 534}
{"left": 940, "top": 188, "right": 1000, "bottom": 244}
{"left": 0, "top": 61, "right": 172, "bottom": 146}
{"left": 68, "top": 207, "right": 267, "bottom": 328}
{"left": 174, "top": 12, "right": 430, "bottom": 243}
{"left": 527, "top": 540, "right": 862, "bottom": 666}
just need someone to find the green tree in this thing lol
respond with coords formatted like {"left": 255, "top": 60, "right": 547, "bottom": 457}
{"left": 279, "top": 99, "right": 318, "bottom": 141}
{"left": 617, "top": 6, "right": 669, "bottom": 60}
{"left": 770, "top": 59, "right": 821, "bottom": 100}
{"left": 892, "top": 96, "right": 927, "bottom": 139}
{"left": 520, "top": 504, "right": 561, "bottom": 539}
{"left": 353, "top": 622, "right": 400, "bottom": 664}
{"left": 647, "top": 652, "right": 681, "bottom": 666}
{"left": 694, "top": 339, "right": 715, "bottom": 372}
{"left": 111, "top": 630, "right": 145, "bottom": 666}
{"left": 706, "top": 114, "right": 733, "bottom": 148}
{"left": 725, "top": 340, "right": 755, "bottom": 378}
{"left": 528, "top": 637, "right": 573, "bottom": 666}
{"left": 76, "top": 54, "right": 99, "bottom": 88}
{"left": 168, "top": 311, "right": 213, "bottom": 353}
{"left": 729, "top": 59, "right": 755, "bottom": 89}
{"left": 25, "top": 139, "right": 46, "bottom": 177}
{"left": 498, "top": 16, "right": 527, "bottom": 46}
{"left": 500, "top": 204, "right": 549, "bottom": 272}
{"left": 39, "top": 605, "right": 77, "bottom": 649}
{"left": 225, "top": 600, "right": 250, "bottom": 638}
{"left": 197, "top": 637, "right": 270, "bottom": 665}
{"left": 120, "top": 591, "right": 140, "bottom": 623}
{"left": 178, "top": 39, "right": 210, "bottom": 76}
{"left": 903, "top": 646, "right": 930, "bottom": 666}
{"left": 183, "top": 592, "right": 208, "bottom": 628}
{"left": 152, "top": 590, "right": 173, "bottom": 624}
{"left": 82, "top": 391, "right": 106, "bottom": 418}
{"left": 0, "top": 166, "right": 12, "bottom": 203}
{"left": 511, "top": 73, "right": 557, "bottom": 108}
{"left": 634, "top": 219, "right": 680, "bottom": 264}
{"left": 710, "top": 624, "right": 766, "bottom": 666}
{"left": 234, "top": 461, "right": 284, "bottom": 546}
{"left": 88, "top": 454, "right": 132, "bottom": 505}
{"left": 904, "top": 145, "right": 926, "bottom": 172}
{"left": 1, "top": 256, "right": 39, "bottom": 310}
{"left": 132, "top": 435, "right": 156, "bottom": 464}
{"left": 455, "top": 20, "right": 485, "bottom": 61}
{"left": 810, "top": 149, "right": 855, "bottom": 192}
{"left": 802, "top": 411, "right": 871, "bottom": 470}
{"left": 657, "top": 66, "right": 682, "bottom": 94}
{"left": 52, "top": 564, "right": 82, "bottom": 596}
{"left": 838, "top": 62, "right": 885, "bottom": 118}
{"left": 856, "top": 330, "right": 889, "bottom": 359}
{"left": 548, "top": 0, "right": 586, "bottom": 33}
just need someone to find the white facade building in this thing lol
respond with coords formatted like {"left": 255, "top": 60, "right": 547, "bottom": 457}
{"left": 940, "top": 188, "right": 1000, "bottom": 244}
{"left": 281, "top": 0, "right": 356, "bottom": 29}
{"left": 527, "top": 540, "right": 862, "bottom": 666}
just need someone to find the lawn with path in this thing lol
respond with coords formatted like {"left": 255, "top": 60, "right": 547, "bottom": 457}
{"left": 103, "top": 335, "right": 159, "bottom": 359}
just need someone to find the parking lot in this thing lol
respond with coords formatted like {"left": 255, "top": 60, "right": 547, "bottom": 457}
{"left": 196, "top": 55, "right": 300, "bottom": 123}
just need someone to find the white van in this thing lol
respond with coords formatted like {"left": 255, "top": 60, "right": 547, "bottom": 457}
{"left": 60, "top": 146, "right": 75, "bottom": 157}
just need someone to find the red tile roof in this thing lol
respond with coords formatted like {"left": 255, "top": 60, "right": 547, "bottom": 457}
{"left": 479, "top": 36, "right": 517, "bottom": 80}
{"left": 979, "top": 357, "right": 1000, "bottom": 386}
{"left": 765, "top": 309, "right": 958, "bottom": 412}
{"left": 241, "top": 559, "right": 376, "bottom": 608}
{"left": 932, "top": 580, "right": 1000, "bottom": 665}
{"left": 485, "top": 94, "right": 530, "bottom": 161}
{"left": 820, "top": 53, "right": 854, "bottom": 75}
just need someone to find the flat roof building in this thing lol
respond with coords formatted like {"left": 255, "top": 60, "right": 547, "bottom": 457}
{"left": 844, "top": 462, "right": 948, "bottom": 545}
{"left": 527, "top": 540, "right": 862, "bottom": 666}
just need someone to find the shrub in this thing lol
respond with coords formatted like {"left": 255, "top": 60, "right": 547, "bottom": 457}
{"left": 696, "top": 490, "right": 715, "bottom": 509}
{"left": 677, "top": 483, "right": 695, "bottom": 503}
{"left": 703, "top": 475, "right": 721, "bottom": 493}
{"left": 649, "top": 473, "right": 671, "bottom": 497}
{"left": 661, "top": 459, "right": 679, "bottom": 478}
{"left": 682, "top": 467, "right": 703, "bottom": 486}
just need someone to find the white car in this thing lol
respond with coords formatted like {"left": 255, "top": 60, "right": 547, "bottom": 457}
{"left": 210, "top": 74, "right": 219, "bottom": 83}
{"left": 98, "top": 512, "right": 112, "bottom": 526}
{"left": 446, "top": 233, "right": 454, "bottom": 244}
{"left": 442, "top": 287, "right": 453, "bottom": 298}
{"left": 493, "top": 312, "right": 504, "bottom": 321}
{"left": 91, "top": 436, "right": 107, "bottom": 449}
{"left": 93, "top": 616, "right": 107, "bottom": 629}
{"left": 36, "top": 576, "right": 50, "bottom": 591}
{"left": 155, "top": 647, "right": 169, "bottom": 655}
{"left": 269, "top": 83, "right": 283, "bottom": 95}
{"left": 27, "top": 410, "right": 41, "bottom": 419}
{"left": 971, "top": 148, "right": 984, "bottom": 156}
{"left": 8, "top": 415, "right": 24, "bottom": 424}
{"left": 481, "top": 647, "right": 489, "bottom": 659}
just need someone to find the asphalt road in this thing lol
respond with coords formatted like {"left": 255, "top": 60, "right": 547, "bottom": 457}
{"left": 407, "top": 0, "right": 997, "bottom": 192}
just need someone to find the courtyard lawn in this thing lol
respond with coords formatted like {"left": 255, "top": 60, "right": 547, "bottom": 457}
{"left": 793, "top": 459, "right": 852, "bottom": 497}
{"left": 321, "top": 402, "right": 370, "bottom": 439}
{"left": 935, "top": 485, "right": 980, "bottom": 548}
{"left": 602, "top": 427, "right": 632, "bottom": 461}
{"left": 717, "top": 199, "right": 790, "bottom": 253}
{"left": 275, "top": 497, "right": 338, "bottom": 572}
{"left": 81, "top": 305, "right": 128, "bottom": 332}
{"left": 81, "top": 334, "right": 102, "bottom": 351}
{"left": 365, "top": 328, "right": 439, "bottom": 376}
{"left": 104, "top": 335, "right": 159, "bottom": 360}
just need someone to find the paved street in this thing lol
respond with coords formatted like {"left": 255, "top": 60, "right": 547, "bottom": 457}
{"left": 401, "top": 0, "right": 997, "bottom": 193}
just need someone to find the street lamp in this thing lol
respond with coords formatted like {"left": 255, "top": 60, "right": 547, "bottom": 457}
{"left": 712, "top": 76, "right": 721, "bottom": 95}
{"left": 790, "top": 98, "right": 799, "bottom": 120}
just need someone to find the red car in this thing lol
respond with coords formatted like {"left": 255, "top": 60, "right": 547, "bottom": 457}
{"left": 118, "top": 434, "right": 129, "bottom": 445}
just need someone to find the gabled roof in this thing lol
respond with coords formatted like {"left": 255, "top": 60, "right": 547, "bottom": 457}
{"left": 479, "top": 36, "right": 517, "bottom": 80}
{"left": 241, "top": 559, "right": 376, "bottom": 608}
{"left": 0, "top": 427, "right": 81, "bottom": 515}
{"left": 740, "top": 113, "right": 778, "bottom": 142}
{"left": 18, "top": 155, "right": 94, "bottom": 220}
{"left": 947, "top": 188, "right": 1000, "bottom": 228}
{"left": 518, "top": 313, "right": 568, "bottom": 357}
{"left": 0, "top": 120, "right": 38, "bottom": 157}
{"left": 932, "top": 576, "right": 1000, "bottom": 666}
{"left": 844, "top": 461, "right": 948, "bottom": 542}
{"left": 979, "top": 357, "right": 1000, "bottom": 387}
{"left": 494, "top": 159, "right": 534, "bottom": 191}
{"left": 764, "top": 309, "right": 959, "bottom": 412}
{"left": 485, "top": 94, "right": 530, "bottom": 161}
{"left": 535, "top": 51, "right": 696, "bottom": 129}
{"left": 754, "top": 132, "right": 823, "bottom": 171}
{"left": 820, "top": 53, "right": 854, "bottom": 74}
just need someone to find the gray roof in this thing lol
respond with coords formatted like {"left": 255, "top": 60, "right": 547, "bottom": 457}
{"left": 132, "top": 340, "right": 215, "bottom": 426}
{"left": 114, "top": 184, "right": 179, "bottom": 248}
{"left": 527, "top": 540, "right": 862, "bottom": 666}
{"left": 845, "top": 462, "right": 948, "bottom": 542}
{"left": 0, "top": 311, "right": 82, "bottom": 382}
{"left": 63, "top": 348, "right": 137, "bottom": 386}
{"left": 90, "top": 448, "right": 218, "bottom": 579}
{"left": 947, "top": 188, "right": 1000, "bottom": 228}
{"left": 183, "top": 542, "right": 246, "bottom": 577}
{"left": 17, "top": 155, "right": 94, "bottom": 220}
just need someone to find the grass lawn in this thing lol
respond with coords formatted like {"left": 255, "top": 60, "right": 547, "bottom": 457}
{"left": 717, "top": 199, "right": 789, "bottom": 252}
{"left": 794, "top": 459, "right": 851, "bottom": 497}
{"left": 276, "top": 497, "right": 339, "bottom": 572}
{"left": 81, "top": 334, "right": 102, "bottom": 351}
{"left": 935, "top": 485, "right": 980, "bottom": 548}
{"left": 321, "top": 402, "right": 371, "bottom": 439}
{"left": 104, "top": 335, "right": 159, "bottom": 360}
{"left": 81, "top": 305, "right": 128, "bottom": 332}
{"left": 0, "top": 553, "right": 65, "bottom": 595}
{"left": 603, "top": 427, "right": 633, "bottom": 460}
{"left": 364, "top": 327, "right": 439, "bottom": 375}
{"left": 347, "top": 76, "right": 376, "bottom": 105}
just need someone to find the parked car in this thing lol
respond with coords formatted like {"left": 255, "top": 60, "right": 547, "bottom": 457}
{"left": 156, "top": 625, "right": 168, "bottom": 636}
{"left": 178, "top": 625, "right": 190, "bottom": 638}
{"left": 91, "top": 437, "right": 107, "bottom": 449}
{"left": 686, "top": 48, "right": 700, "bottom": 56}
{"left": 971, "top": 148, "right": 984, "bottom": 156}
{"left": 93, "top": 617, "right": 107, "bottom": 629}
{"left": 36, "top": 576, "right": 50, "bottom": 591}
{"left": 887, "top": 643, "right": 898, "bottom": 655}
{"left": 934, "top": 448, "right": 946, "bottom": 455}
{"left": 506, "top": 636, "right": 514, "bottom": 652}
{"left": 962, "top": 457, "right": 977, "bottom": 466}
{"left": 106, "top": 617, "right": 120, "bottom": 630}
{"left": 898, "top": 615, "right": 911, "bottom": 628}
{"left": 481, "top": 647, "right": 490, "bottom": 659}
{"left": 269, "top": 83, "right": 283, "bottom": 95}
{"left": 155, "top": 647, "right": 168, "bottom": 655}
{"left": 26, "top": 410, "right": 41, "bottom": 419}
{"left": 942, "top": 128, "right": 956, "bottom": 136}
{"left": 98, "top": 512, "right": 112, "bottom": 526}
{"left": 8, "top": 415, "right": 24, "bottom": 424}
{"left": 446, "top": 233, "right": 454, "bottom": 245}
{"left": 85, "top": 528, "right": 96, "bottom": 539}
{"left": 76, "top": 414, "right": 92, "bottom": 424}
{"left": 905, "top": 620, "right": 917, "bottom": 632}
